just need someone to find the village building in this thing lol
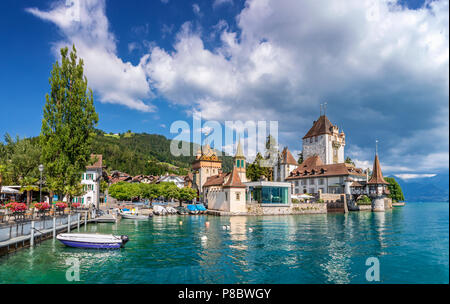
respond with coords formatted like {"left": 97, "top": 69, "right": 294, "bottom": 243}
{"left": 203, "top": 141, "right": 248, "bottom": 213}
{"left": 157, "top": 173, "right": 186, "bottom": 188}
{"left": 191, "top": 144, "right": 222, "bottom": 195}
{"left": 273, "top": 147, "right": 299, "bottom": 182}
{"left": 73, "top": 154, "right": 103, "bottom": 208}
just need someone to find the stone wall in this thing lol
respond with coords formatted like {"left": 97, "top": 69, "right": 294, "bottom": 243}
{"left": 246, "top": 203, "right": 327, "bottom": 215}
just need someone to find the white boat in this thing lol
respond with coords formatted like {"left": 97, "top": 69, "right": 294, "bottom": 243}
{"left": 165, "top": 206, "right": 178, "bottom": 214}
{"left": 120, "top": 213, "right": 151, "bottom": 220}
{"left": 56, "top": 233, "right": 129, "bottom": 249}
{"left": 153, "top": 205, "right": 167, "bottom": 216}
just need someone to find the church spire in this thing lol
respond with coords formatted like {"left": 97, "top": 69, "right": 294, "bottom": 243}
{"left": 235, "top": 137, "right": 245, "bottom": 158}
{"left": 367, "top": 154, "right": 389, "bottom": 185}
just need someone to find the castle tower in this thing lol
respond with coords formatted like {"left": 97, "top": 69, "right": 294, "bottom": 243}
{"left": 192, "top": 144, "right": 222, "bottom": 196}
{"left": 367, "top": 153, "right": 389, "bottom": 212}
{"left": 302, "top": 115, "right": 345, "bottom": 165}
{"left": 274, "top": 147, "right": 298, "bottom": 182}
{"left": 234, "top": 139, "right": 247, "bottom": 183}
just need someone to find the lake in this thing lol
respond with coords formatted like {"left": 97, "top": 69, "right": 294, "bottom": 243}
{"left": 0, "top": 202, "right": 448, "bottom": 284}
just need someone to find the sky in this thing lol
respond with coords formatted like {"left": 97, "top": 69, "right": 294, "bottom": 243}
{"left": 0, "top": 0, "right": 448, "bottom": 180}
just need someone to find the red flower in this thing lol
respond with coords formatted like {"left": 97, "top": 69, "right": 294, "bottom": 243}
{"left": 55, "top": 202, "right": 68, "bottom": 209}
{"left": 5, "top": 202, "right": 27, "bottom": 212}
{"left": 72, "top": 202, "right": 81, "bottom": 208}
{"left": 34, "top": 202, "right": 50, "bottom": 210}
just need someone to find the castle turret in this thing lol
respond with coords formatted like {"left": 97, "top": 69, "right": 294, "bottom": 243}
{"left": 234, "top": 139, "right": 247, "bottom": 183}
{"left": 367, "top": 153, "right": 389, "bottom": 212}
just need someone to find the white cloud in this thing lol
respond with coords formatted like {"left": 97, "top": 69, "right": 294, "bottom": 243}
{"left": 395, "top": 173, "right": 437, "bottom": 180}
{"left": 192, "top": 4, "right": 202, "bottom": 17}
{"left": 26, "top": 0, "right": 154, "bottom": 112}
{"left": 213, "top": 0, "right": 233, "bottom": 9}
{"left": 144, "top": 0, "right": 448, "bottom": 173}
{"left": 28, "top": 0, "right": 449, "bottom": 174}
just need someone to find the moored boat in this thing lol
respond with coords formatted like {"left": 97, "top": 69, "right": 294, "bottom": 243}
{"left": 56, "top": 233, "right": 129, "bottom": 249}
{"left": 186, "top": 204, "right": 199, "bottom": 215}
{"left": 120, "top": 213, "right": 151, "bottom": 220}
{"left": 153, "top": 205, "right": 167, "bottom": 216}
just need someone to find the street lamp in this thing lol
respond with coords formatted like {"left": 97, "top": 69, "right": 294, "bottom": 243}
{"left": 38, "top": 164, "right": 44, "bottom": 203}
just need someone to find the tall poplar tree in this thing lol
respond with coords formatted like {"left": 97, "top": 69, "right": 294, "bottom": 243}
{"left": 40, "top": 45, "right": 98, "bottom": 202}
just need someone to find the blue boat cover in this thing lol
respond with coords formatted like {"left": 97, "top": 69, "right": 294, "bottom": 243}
{"left": 196, "top": 204, "right": 207, "bottom": 211}
{"left": 187, "top": 205, "right": 198, "bottom": 211}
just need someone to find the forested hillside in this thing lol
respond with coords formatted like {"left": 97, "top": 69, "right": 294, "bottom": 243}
{"left": 91, "top": 130, "right": 234, "bottom": 176}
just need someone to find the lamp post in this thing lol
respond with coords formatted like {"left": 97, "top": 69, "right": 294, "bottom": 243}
{"left": 38, "top": 164, "right": 44, "bottom": 203}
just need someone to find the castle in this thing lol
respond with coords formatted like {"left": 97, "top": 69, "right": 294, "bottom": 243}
{"left": 192, "top": 114, "right": 390, "bottom": 213}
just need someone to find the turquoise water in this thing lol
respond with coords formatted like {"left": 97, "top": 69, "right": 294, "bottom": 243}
{"left": 0, "top": 202, "right": 448, "bottom": 284}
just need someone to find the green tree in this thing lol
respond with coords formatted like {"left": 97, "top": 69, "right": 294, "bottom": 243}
{"left": 297, "top": 152, "right": 303, "bottom": 164}
{"left": 40, "top": 45, "right": 98, "bottom": 203}
{"left": 178, "top": 187, "right": 197, "bottom": 206}
{"left": 3, "top": 134, "right": 41, "bottom": 205}
{"left": 345, "top": 157, "right": 355, "bottom": 166}
{"left": 384, "top": 177, "right": 405, "bottom": 202}
{"left": 246, "top": 152, "right": 270, "bottom": 181}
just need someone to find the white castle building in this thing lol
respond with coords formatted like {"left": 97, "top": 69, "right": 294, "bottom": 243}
{"left": 275, "top": 114, "right": 369, "bottom": 195}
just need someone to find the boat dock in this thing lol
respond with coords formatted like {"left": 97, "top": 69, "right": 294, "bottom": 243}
{"left": 0, "top": 212, "right": 97, "bottom": 257}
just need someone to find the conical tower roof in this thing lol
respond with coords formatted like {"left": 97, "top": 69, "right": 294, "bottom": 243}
{"left": 235, "top": 138, "right": 245, "bottom": 158}
{"left": 367, "top": 154, "right": 389, "bottom": 185}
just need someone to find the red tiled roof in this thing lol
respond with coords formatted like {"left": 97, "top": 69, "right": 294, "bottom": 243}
{"left": 86, "top": 154, "right": 102, "bottom": 169}
{"left": 203, "top": 173, "right": 228, "bottom": 187}
{"left": 367, "top": 154, "right": 389, "bottom": 185}
{"left": 281, "top": 147, "right": 298, "bottom": 165}
{"left": 223, "top": 167, "right": 246, "bottom": 188}
{"left": 303, "top": 115, "right": 334, "bottom": 139}
{"left": 286, "top": 155, "right": 365, "bottom": 179}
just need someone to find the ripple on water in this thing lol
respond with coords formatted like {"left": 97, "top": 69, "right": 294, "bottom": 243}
{"left": 0, "top": 203, "right": 448, "bottom": 283}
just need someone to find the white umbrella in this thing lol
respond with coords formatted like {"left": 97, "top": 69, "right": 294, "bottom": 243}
{"left": 298, "top": 194, "right": 314, "bottom": 199}
{"left": 1, "top": 186, "right": 19, "bottom": 194}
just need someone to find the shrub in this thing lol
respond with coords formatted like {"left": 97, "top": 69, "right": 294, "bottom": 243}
{"left": 292, "top": 198, "right": 299, "bottom": 204}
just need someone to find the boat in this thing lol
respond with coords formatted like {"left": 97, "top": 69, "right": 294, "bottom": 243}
{"left": 195, "top": 203, "right": 207, "bottom": 214}
{"left": 153, "top": 205, "right": 167, "bottom": 216}
{"left": 186, "top": 204, "right": 199, "bottom": 215}
{"left": 120, "top": 213, "right": 151, "bottom": 220}
{"left": 165, "top": 206, "right": 178, "bottom": 214}
{"left": 56, "top": 233, "right": 129, "bottom": 249}
{"left": 175, "top": 206, "right": 189, "bottom": 215}
{"left": 95, "top": 214, "right": 117, "bottom": 223}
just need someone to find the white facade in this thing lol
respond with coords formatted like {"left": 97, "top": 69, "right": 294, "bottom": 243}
{"left": 273, "top": 163, "right": 298, "bottom": 182}
{"left": 76, "top": 168, "right": 101, "bottom": 207}
{"left": 159, "top": 175, "right": 185, "bottom": 188}
{"left": 302, "top": 133, "right": 345, "bottom": 165}
{"left": 288, "top": 175, "right": 366, "bottom": 195}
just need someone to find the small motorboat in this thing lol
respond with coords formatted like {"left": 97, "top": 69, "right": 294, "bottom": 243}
{"left": 153, "top": 205, "right": 167, "bottom": 216}
{"left": 120, "top": 213, "right": 151, "bottom": 220}
{"left": 175, "top": 206, "right": 188, "bottom": 215}
{"left": 186, "top": 204, "right": 199, "bottom": 215}
{"left": 165, "top": 206, "right": 178, "bottom": 214}
{"left": 56, "top": 233, "right": 129, "bottom": 249}
{"left": 195, "top": 203, "right": 207, "bottom": 214}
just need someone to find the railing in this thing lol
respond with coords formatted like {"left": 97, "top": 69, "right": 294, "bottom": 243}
{"left": 0, "top": 211, "right": 92, "bottom": 243}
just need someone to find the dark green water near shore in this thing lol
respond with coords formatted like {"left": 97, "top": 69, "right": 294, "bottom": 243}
{"left": 0, "top": 202, "right": 448, "bottom": 284}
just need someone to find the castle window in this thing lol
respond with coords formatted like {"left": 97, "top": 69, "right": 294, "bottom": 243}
{"left": 315, "top": 136, "right": 318, "bottom": 142}
{"left": 241, "top": 160, "right": 244, "bottom": 168}
{"left": 236, "top": 160, "right": 240, "bottom": 167}
{"left": 236, "top": 192, "right": 240, "bottom": 200}
{"left": 310, "top": 138, "right": 313, "bottom": 143}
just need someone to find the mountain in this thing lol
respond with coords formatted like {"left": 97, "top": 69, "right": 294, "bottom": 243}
{"left": 393, "top": 173, "right": 449, "bottom": 203}
{"left": 91, "top": 130, "right": 234, "bottom": 176}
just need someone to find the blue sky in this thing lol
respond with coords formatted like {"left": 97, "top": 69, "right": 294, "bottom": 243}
{"left": 0, "top": 0, "right": 448, "bottom": 179}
